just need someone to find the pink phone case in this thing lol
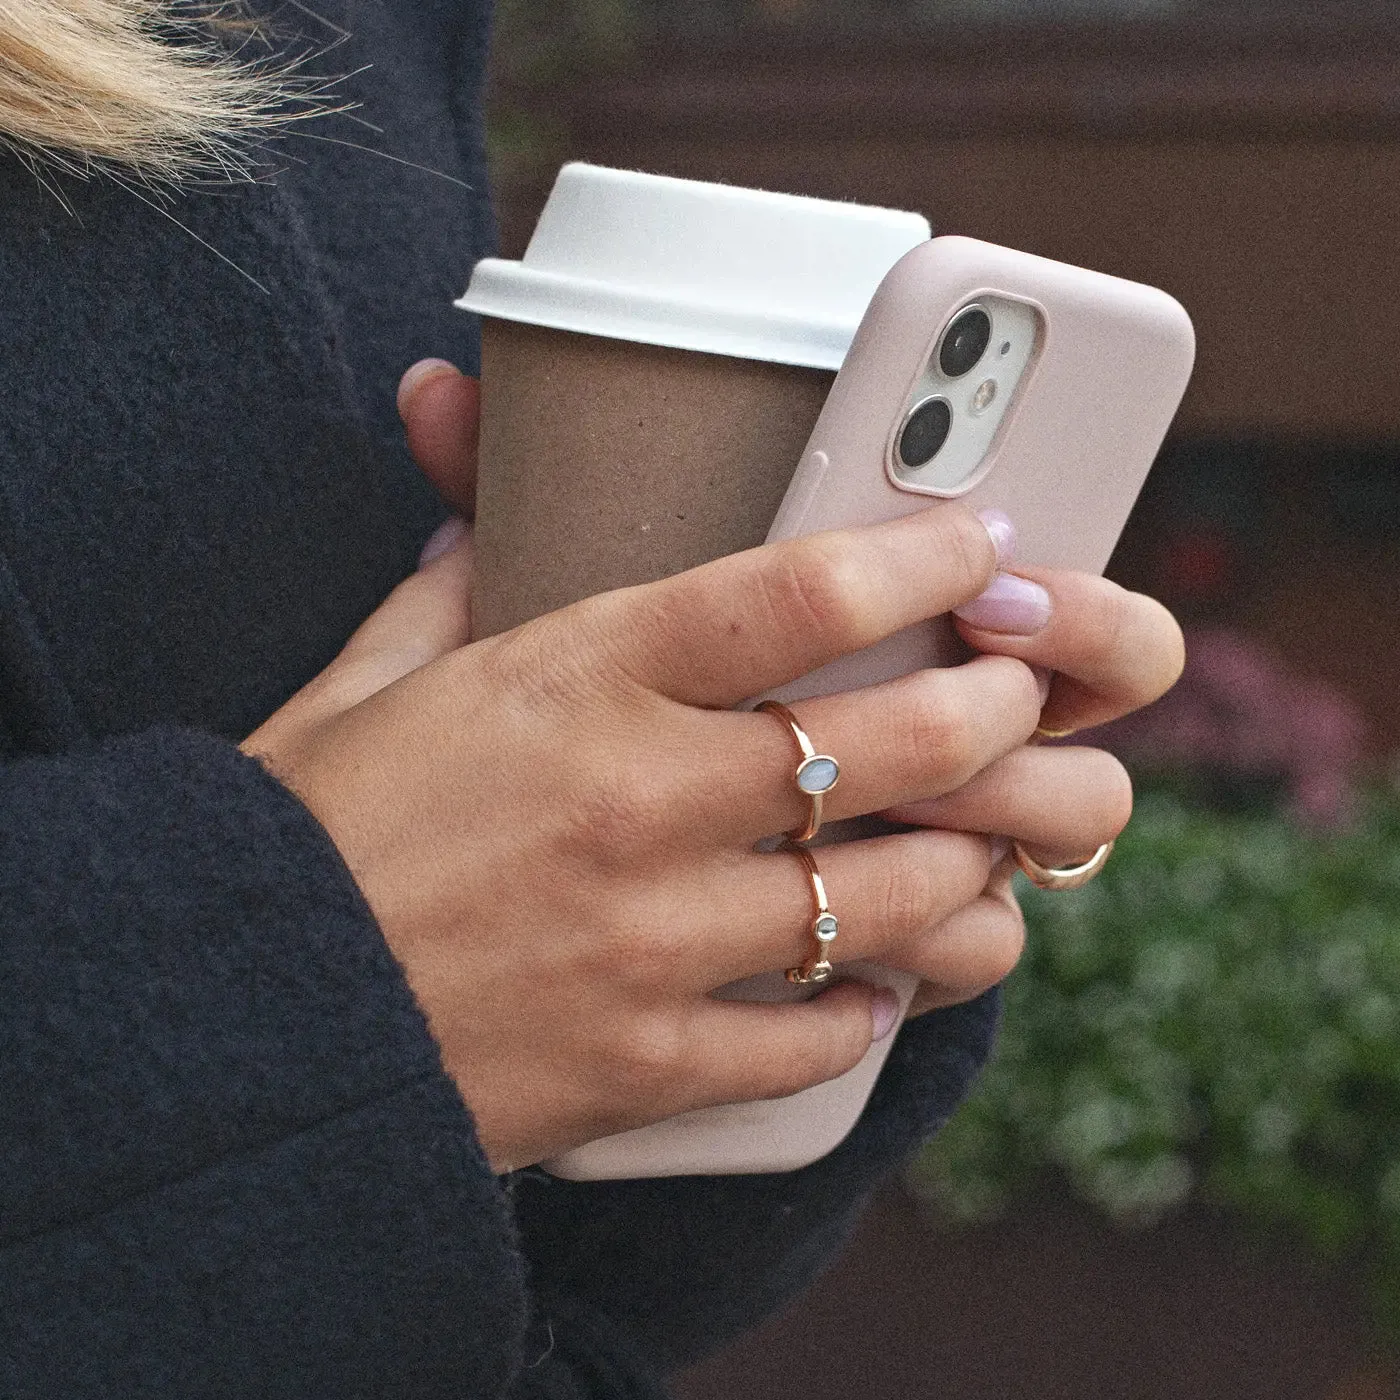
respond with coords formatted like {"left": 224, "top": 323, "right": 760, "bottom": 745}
{"left": 546, "top": 236, "right": 1196, "bottom": 1180}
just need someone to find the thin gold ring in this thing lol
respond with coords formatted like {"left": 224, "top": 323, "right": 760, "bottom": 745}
{"left": 1013, "top": 839, "right": 1115, "bottom": 891}
{"left": 758, "top": 700, "right": 840, "bottom": 844}
{"left": 784, "top": 842, "right": 840, "bottom": 985}
{"left": 1034, "top": 724, "right": 1078, "bottom": 741}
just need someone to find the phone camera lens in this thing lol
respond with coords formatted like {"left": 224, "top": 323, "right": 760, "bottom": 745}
{"left": 939, "top": 307, "right": 992, "bottom": 378}
{"left": 897, "top": 397, "right": 952, "bottom": 469}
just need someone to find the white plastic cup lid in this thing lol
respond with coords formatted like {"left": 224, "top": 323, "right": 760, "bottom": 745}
{"left": 457, "top": 163, "right": 931, "bottom": 371}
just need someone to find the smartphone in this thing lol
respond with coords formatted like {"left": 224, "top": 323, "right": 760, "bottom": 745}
{"left": 546, "top": 236, "right": 1196, "bottom": 1180}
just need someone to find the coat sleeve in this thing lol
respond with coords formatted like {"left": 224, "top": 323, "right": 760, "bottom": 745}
{"left": 0, "top": 721, "right": 993, "bottom": 1399}
{"left": 0, "top": 726, "right": 534, "bottom": 1400}
{"left": 507, "top": 990, "right": 1000, "bottom": 1377}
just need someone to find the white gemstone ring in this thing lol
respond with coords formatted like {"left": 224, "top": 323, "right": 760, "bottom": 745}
{"left": 783, "top": 842, "right": 841, "bottom": 985}
{"left": 757, "top": 700, "right": 841, "bottom": 844}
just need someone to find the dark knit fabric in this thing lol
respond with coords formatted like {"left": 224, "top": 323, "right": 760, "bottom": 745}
{"left": 0, "top": 2, "right": 999, "bottom": 1394}
{"left": 510, "top": 993, "right": 998, "bottom": 1375}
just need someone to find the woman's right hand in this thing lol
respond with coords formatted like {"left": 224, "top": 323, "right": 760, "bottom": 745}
{"left": 243, "top": 505, "right": 1048, "bottom": 1172}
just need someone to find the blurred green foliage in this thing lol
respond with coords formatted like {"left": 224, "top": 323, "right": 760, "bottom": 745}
{"left": 910, "top": 785, "right": 1400, "bottom": 1338}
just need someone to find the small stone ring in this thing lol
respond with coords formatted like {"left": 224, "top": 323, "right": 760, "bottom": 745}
{"left": 757, "top": 700, "right": 841, "bottom": 844}
{"left": 783, "top": 842, "right": 840, "bottom": 985}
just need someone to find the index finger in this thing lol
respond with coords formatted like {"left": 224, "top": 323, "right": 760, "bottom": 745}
{"left": 589, "top": 503, "right": 1000, "bottom": 708}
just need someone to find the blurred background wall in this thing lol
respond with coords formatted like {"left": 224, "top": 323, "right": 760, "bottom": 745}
{"left": 488, "top": 4, "right": 1400, "bottom": 1395}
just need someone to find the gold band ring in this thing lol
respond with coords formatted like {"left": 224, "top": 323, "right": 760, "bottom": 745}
{"left": 1013, "top": 839, "right": 1115, "bottom": 891}
{"left": 758, "top": 700, "right": 840, "bottom": 844}
{"left": 1033, "top": 725, "right": 1077, "bottom": 741}
{"left": 784, "top": 842, "right": 840, "bottom": 985}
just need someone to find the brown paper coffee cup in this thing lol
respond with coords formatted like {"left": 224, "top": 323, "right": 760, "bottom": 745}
{"left": 457, "top": 164, "right": 930, "bottom": 638}
{"left": 471, "top": 321, "right": 833, "bottom": 637}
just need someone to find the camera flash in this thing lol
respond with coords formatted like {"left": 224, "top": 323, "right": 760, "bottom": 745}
{"left": 970, "top": 378, "right": 998, "bottom": 416}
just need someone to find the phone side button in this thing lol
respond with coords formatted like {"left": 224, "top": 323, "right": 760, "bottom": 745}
{"left": 770, "top": 450, "right": 832, "bottom": 541}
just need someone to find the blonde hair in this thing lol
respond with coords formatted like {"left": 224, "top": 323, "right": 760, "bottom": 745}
{"left": 0, "top": 1, "right": 326, "bottom": 181}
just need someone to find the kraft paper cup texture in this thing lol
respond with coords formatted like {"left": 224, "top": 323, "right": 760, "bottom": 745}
{"left": 471, "top": 320, "right": 834, "bottom": 639}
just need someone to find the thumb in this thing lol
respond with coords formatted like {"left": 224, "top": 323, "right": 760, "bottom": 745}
{"left": 249, "top": 522, "right": 474, "bottom": 746}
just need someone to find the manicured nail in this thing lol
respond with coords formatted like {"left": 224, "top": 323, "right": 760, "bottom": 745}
{"left": 871, "top": 986, "right": 903, "bottom": 1042}
{"left": 397, "top": 357, "right": 459, "bottom": 415}
{"left": 989, "top": 835, "right": 1012, "bottom": 865}
{"left": 418, "top": 516, "right": 466, "bottom": 567}
{"left": 977, "top": 509, "right": 1016, "bottom": 568}
{"left": 1031, "top": 664, "right": 1052, "bottom": 704}
{"left": 954, "top": 573, "right": 1052, "bottom": 636}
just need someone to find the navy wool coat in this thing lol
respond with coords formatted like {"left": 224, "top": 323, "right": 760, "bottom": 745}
{"left": 0, "top": 3, "right": 998, "bottom": 1395}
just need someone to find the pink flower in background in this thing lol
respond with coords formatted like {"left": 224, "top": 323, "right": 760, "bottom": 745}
{"left": 1086, "top": 627, "right": 1366, "bottom": 828}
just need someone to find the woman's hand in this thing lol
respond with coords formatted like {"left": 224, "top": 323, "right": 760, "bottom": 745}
{"left": 244, "top": 499, "right": 1051, "bottom": 1172}
{"left": 885, "top": 560, "right": 1185, "bottom": 1014}
{"left": 245, "top": 358, "right": 1182, "bottom": 1167}
{"left": 386, "top": 358, "right": 1179, "bottom": 1129}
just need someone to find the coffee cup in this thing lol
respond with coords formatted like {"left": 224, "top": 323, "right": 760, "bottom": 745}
{"left": 456, "top": 163, "right": 930, "bottom": 638}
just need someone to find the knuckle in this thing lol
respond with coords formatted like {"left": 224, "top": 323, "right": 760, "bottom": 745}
{"left": 942, "top": 509, "right": 998, "bottom": 595}
{"left": 600, "top": 911, "right": 691, "bottom": 998}
{"left": 559, "top": 759, "right": 670, "bottom": 869}
{"left": 482, "top": 618, "right": 573, "bottom": 705}
{"left": 905, "top": 685, "right": 977, "bottom": 789}
{"left": 598, "top": 1010, "right": 687, "bottom": 1104}
{"left": 759, "top": 537, "right": 863, "bottom": 646}
{"left": 878, "top": 848, "right": 945, "bottom": 946}
{"left": 488, "top": 596, "right": 636, "bottom": 714}
{"left": 615, "top": 581, "right": 706, "bottom": 680}
{"left": 902, "top": 660, "right": 1040, "bottom": 792}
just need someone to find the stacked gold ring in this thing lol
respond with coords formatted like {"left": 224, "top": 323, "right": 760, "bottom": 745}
{"left": 784, "top": 842, "right": 840, "bottom": 985}
{"left": 758, "top": 700, "right": 840, "bottom": 844}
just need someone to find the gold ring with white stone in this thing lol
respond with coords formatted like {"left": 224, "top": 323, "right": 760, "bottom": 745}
{"left": 784, "top": 842, "right": 840, "bottom": 985}
{"left": 757, "top": 700, "right": 840, "bottom": 844}
{"left": 1013, "top": 839, "right": 1115, "bottom": 891}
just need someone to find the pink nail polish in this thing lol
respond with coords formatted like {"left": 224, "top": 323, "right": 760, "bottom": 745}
{"left": 871, "top": 986, "right": 903, "bottom": 1042}
{"left": 397, "top": 358, "right": 459, "bottom": 415}
{"left": 977, "top": 509, "right": 1016, "bottom": 568}
{"left": 418, "top": 516, "right": 466, "bottom": 567}
{"left": 954, "top": 573, "right": 1052, "bottom": 636}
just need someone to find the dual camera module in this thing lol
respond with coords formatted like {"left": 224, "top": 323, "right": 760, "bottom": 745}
{"left": 897, "top": 306, "right": 993, "bottom": 469}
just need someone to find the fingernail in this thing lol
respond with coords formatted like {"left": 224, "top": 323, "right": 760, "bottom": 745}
{"left": 989, "top": 835, "right": 1012, "bottom": 865}
{"left": 1031, "top": 664, "right": 1052, "bottom": 704}
{"left": 977, "top": 509, "right": 1016, "bottom": 568}
{"left": 397, "top": 358, "right": 459, "bottom": 415}
{"left": 418, "top": 516, "right": 466, "bottom": 567}
{"left": 954, "top": 573, "right": 1052, "bottom": 635}
{"left": 871, "top": 986, "right": 903, "bottom": 1042}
